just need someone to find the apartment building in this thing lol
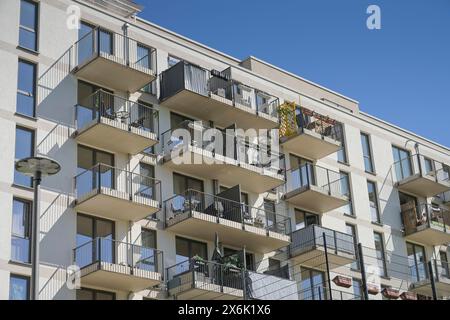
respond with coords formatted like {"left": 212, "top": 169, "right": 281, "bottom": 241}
{"left": 1, "top": 0, "right": 449, "bottom": 300}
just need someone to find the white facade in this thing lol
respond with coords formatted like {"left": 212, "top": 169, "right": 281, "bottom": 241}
{"left": 1, "top": 0, "right": 449, "bottom": 300}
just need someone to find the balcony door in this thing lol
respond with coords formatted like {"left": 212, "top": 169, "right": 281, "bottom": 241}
{"left": 77, "top": 81, "right": 114, "bottom": 129}
{"left": 78, "top": 22, "right": 95, "bottom": 66}
{"left": 300, "top": 267, "right": 327, "bottom": 300}
{"left": 407, "top": 242, "right": 427, "bottom": 282}
{"left": 290, "top": 154, "right": 314, "bottom": 189}
{"left": 76, "top": 214, "right": 115, "bottom": 268}
{"left": 77, "top": 145, "right": 114, "bottom": 196}
{"left": 294, "top": 209, "right": 319, "bottom": 231}
{"left": 175, "top": 236, "right": 207, "bottom": 274}
{"left": 172, "top": 173, "right": 204, "bottom": 212}
{"left": 392, "top": 146, "right": 412, "bottom": 181}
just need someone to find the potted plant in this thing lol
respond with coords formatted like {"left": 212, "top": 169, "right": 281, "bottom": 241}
{"left": 367, "top": 283, "right": 380, "bottom": 295}
{"left": 382, "top": 287, "right": 400, "bottom": 299}
{"left": 332, "top": 275, "right": 352, "bottom": 288}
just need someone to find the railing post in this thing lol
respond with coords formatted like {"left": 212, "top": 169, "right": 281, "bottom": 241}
{"left": 357, "top": 243, "right": 369, "bottom": 300}
{"left": 129, "top": 171, "right": 133, "bottom": 201}
{"left": 322, "top": 232, "right": 333, "bottom": 301}
{"left": 97, "top": 238, "right": 102, "bottom": 268}
{"left": 97, "top": 164, "right": 101, "bottom": 194}
{"left": 326, "top": 168, "right": 331, "bottom": 195}
{"left": 130, "top": 243, "right": 134, "bottom": 275}
{"left": 428, "top": 260, "right": 438, "bottom": 300}
{"left": 333, "top": 230, "right": 338, "bottom": 254}
{"left": 242, "top": 247, "right": 247, "bottom": 300}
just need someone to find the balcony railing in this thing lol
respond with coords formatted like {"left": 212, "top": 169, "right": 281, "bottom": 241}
{"left": 159, "top": 61, "right": 279, "bottom": 119}
{"left": 73, "top": 237, "right": 163, "bottom": 274}
{"left": 75, "top": 89, "right": 159, "bottom": 135}
{"left": 393, "top": 154, "right": 450, "bottom": 186}
{"left": 74, "top": 163, "right": 161, "bottom": 204}
{"left": 285, "top": 163, "right": 347, "bottom": 197}
{"left": 164, "top": 189, "right": 291, "bottom": 235}
{"left": 290, "top": 225, "right": 356, "bottom": 257}
{"left": 409, "top": 260, "right": 450, "bottom": 284}
{"left": 401, "top": 203, "right": 450, "bottom": 236}
{"left": 290, "top": 107, "right": 343, "bottom": 142}
{"left": 161, "top": 120, "right": 285, "bottom": 176}
{"left": 167, "top": 258, "right": 244, "bottom": 295}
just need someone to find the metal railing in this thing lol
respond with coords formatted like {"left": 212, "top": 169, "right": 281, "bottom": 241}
{"left": 393, "top": 154, "right": 450, "bottom": 185}
{"left": 285, "top": 163, "right": 347, "bottom": 197}
{"left": 74, "top": 163, "right": 161, "bottom": 204}
{"left": 159, "top": 61, "right": 279, "bottom": 119}
{"left": 290, "top": 225, "right": 356, "bottom": 257}
{"left": 75, "top": 89, "right": 159, "bottom": 135}
{"left": 73, "top": 237, "right": 163, "bottom": 274}
{"left": 161, "top": 120, "right": 285, "bottom": 175}
{"left": 294, "top": 107, "right": 343, "bottom": 142}
{"left": 166, "top": 258, "right": 244, "bottom": 293}
{"left": 401, "top": 203, "right": 450, "bottom": 235}
{"left": 164, "top": 189, "right": 291, "bottom": 235}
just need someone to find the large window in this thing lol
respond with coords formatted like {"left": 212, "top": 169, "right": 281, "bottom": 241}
{"left": 17, "top": 60, "right": 36, "bottom": 117}
{"left": 336, "top": 124, "right": 348, "bottom": 164}
{"left": 289, "top": 154, "right": 314, "bottom": 189}
{"left": 77, "top": 145, "right": 114, "bottom": 195}
{"left": 300, "top": 268, "right": 326, "bottom": 300}
{"left": 407, "top": 242, "right": 427, "bottom": 282}
{"left": 367, "top": 180, "right": 381, "bottom": 223}
{"left": 360, "top": 133, "right": 375, "bottom": 173}
{"left": 295, "top": 209, "right": 319, "bottom": 230}
{"left": 14, "top": 126, "right": 34, "bottom": 187}
{"left": 76, "top": 214, "right": 115, "bottom": 268}
{"left": 373, "top": 232, "right": 387, "bottom": 277}
{"left": 175, "top": 236, "right": 207, "bottom": 273}
{"left": 76, "top": 288, "right": 115, "bottom": 300}
{"left": 138, "top": 162, "right": 155, "bottom": 200}
{"left": 167, "top": 55, "right": 181, "bottom": 68}
{"left": 346, "top": 224, "right": 359, "bottom": 270}
{"left": 173, "top": 172, "right": 203, "bottom": 194}
{"left": 340, "top": 171, "right": 353, "bottom": 216}
{"left": 11, "top": 198, "right": 31, "bottom": 263}
{"left": 223, "top": 247, "right": 255, "bottom": 271}
{"left": 9, "top": 274, "right": 30, "bottom": 300}
{"left": 352, "top": 278, "right": 363, "bottom": 300}
{"left": 19, "top": 0, "right": 38, "bottom": 51}
{"left": 392, "top": 146, "right": 412, "bottom": 181}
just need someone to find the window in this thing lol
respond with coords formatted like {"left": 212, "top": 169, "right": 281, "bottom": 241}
{"left": 140, "top": 229, "right": 157, "bottom": 272}
{"left": 17, "top": 60, "right": 36, "bottom": 117}
{"left": 168, "top": 55, "right": 181, "bottom": 68}
{"left": 76, "top": 214, "right": 115, "bottom": 268}
{"left": 336, "top": 124, "right": 348, "bottom": 164}
{"left": 77, "top": 81, "right": 113, "bottom": 129}
{"left": 352, "top": 278, "right": 363, "bottom": 300}
{"left": 175, "top": 236, "right": 207, "bottom": 273}
{"left": 9, "top": 274, "right": 30, "bottom": 300}
{"left": 19, "top": 0, "right": 38, "bottom": 51}
{"left": 407, "top": 242, "right": 427, "bottom": 282}
{"left": 439, "top": 251, "right": 449, "bottom": 279}
{"left": 170, "top": 112, "right": 194, "bottom": 129}
{"left": 340, "top": 171, "right": 353, "bottom": 215}
{"left": 346, "top": 224, "right": 359, "bottom": 270}
{"left": 99, "top": 29, "right": 113, "bottom": 55}
{"left": 76, "top": 288, "right": 115, "bottom": 300}
{"left": 392, "top": 146, "right": 412, "bottom": 181}
{"left": 300, "top": 267, "right": 326, "bottom": 300}
{"left": 423, "top": 157, "right": 434, "bottom": 175}
{"left": 295, "top": 209, "right": 319, "bottom": 230}
{"left": 11, "top": 198, "right": 31, "bottom": 263}
{"left": 360, "top": 133, "right": 374, "bottom": 173}
{"left": 373, "top": 232, "right": 387, "bottom": 277}
{"left": 289, "top": 154, "right": 314, "bottom": 189}
{"left": 173, "top": 173, "right": 203, "bottom": 194}
{"left": 137, "top": 44, "right": 152, "bottom": 69}
{"left": 141, "top": 229, "right": 157, "bottom": 249}
{"left": 223, "top": 247, "right": 255, "bottom": 271}
{"left": 264, "top": 199, "right": 277, "bottom": 229}
{"left": 14, "top": 126, "right": 34, "bottom": 187}
{"left": 367, "top": 181, "right": 381, "bottom": 223}
{"left": 78, "top": 22, "right": 95, "bottom": 65}
{"left": 138, "top": 163, "right": 155, "bottom": 200}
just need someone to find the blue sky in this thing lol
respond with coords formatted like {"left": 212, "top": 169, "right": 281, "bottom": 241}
{"left": 138, "top": 0, "right": 450, "bottom": 147}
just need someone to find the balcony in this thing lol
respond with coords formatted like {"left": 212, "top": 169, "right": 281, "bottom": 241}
{"left": 164, "top": 189, "right": 291, "bottom": 253}
{"left": 160, "top": 120, "right": 285, "bottom": 194}
{"left": 280, "top": 106, "right": 342, "bottom": 160}
{"left": 393, "top": 154, "right": 450, "bottom": 197}
{"left": 73, "top": 238, "right": 163, "bottom": 292}
{"left": 409, "top": 260, "right": 450, "bottom": 298}
{"left": 401, "top": 203, "right": 450, "bottom": 246}
{"left": 74, "top": 164, "right": 161, "bottom": 221}
{"left": 289, "top": 225, "right": 356, "bottom": 270}
{"left": 159, "top": 62, "right": 279, "bottom": 130}
{"left": 167, "top": 259, "right": 244, "bottom": 300}
{"left": 68, "top": 27, "right": 157, "bottom": 92}
{"left": 74, "top": 90, "right": 159, "bottom": 155}
{"left": 283, "top": 164, "right": 349, "bottom": 213}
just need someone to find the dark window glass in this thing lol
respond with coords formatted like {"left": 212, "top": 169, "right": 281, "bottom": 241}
{"left": 78, "top": 22, "right": 95, "bottom": 65}
{"left": 300, "top": 268, "right": 326, "bottom": 300}
{"left": 99, "top": 29, "right": 113, "bottom": 54}
{"left": 361, "top": 133, "right": 374, "bottom": 173}
{"left": 17, "top": 60, "right": 36, "bottom": 117}
{"left": 138, "top": 163, "right": 155, "bottom": 199}
{"left": 367, "top": 181, "right": 381, "bottom": 223}
{"left": 19, "top": 0, "right": 38, "bottom": 51}
{"left": 392, "top": 146, "right": 412, "bottom": 181}
{"left": 76, "top": 288, "right": 115, "bottom": 300}
{"left": 14, "top": 127, "right": 34, "bottom": 187}
{"left": 223, "top": 247, "right": 255, "bottom": 271}
{"left": 352, "top": 278, "right": 363, "bottom": 300}
{"left": 295, "top": 209, "right": 319, "bottom": 230}
{"left": 407, "top": 242, "right": 427, "bottom": 282}
{"left": 336, "top": 124, "right": 348, "bottom": 164}
{"left": 75, "top": 214, "right": 114, "bottom": 268}
{"left": 346, "top": 224, "right": 359, "bottom": 270}
{"left": 340, "top": 171, "right": 353, "bottom": 215}
{"left": 175, "top": 237, "right": 207, "bottom": 273}
{"left": 168, "top": 55, "right": 181, "bottom": 68}
{"left": 373, "top": 232, "right": 387, "bottom": 277}
{"left": 9, "top": 275, "right": 29, "bottom": 300}
{"left": 11, "top": 198, "right": 31, "bottom": 263}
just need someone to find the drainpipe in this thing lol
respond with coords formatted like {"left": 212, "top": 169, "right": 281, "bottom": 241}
{"left": 122, "top": 23, "right": 130, "bottom": 67}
